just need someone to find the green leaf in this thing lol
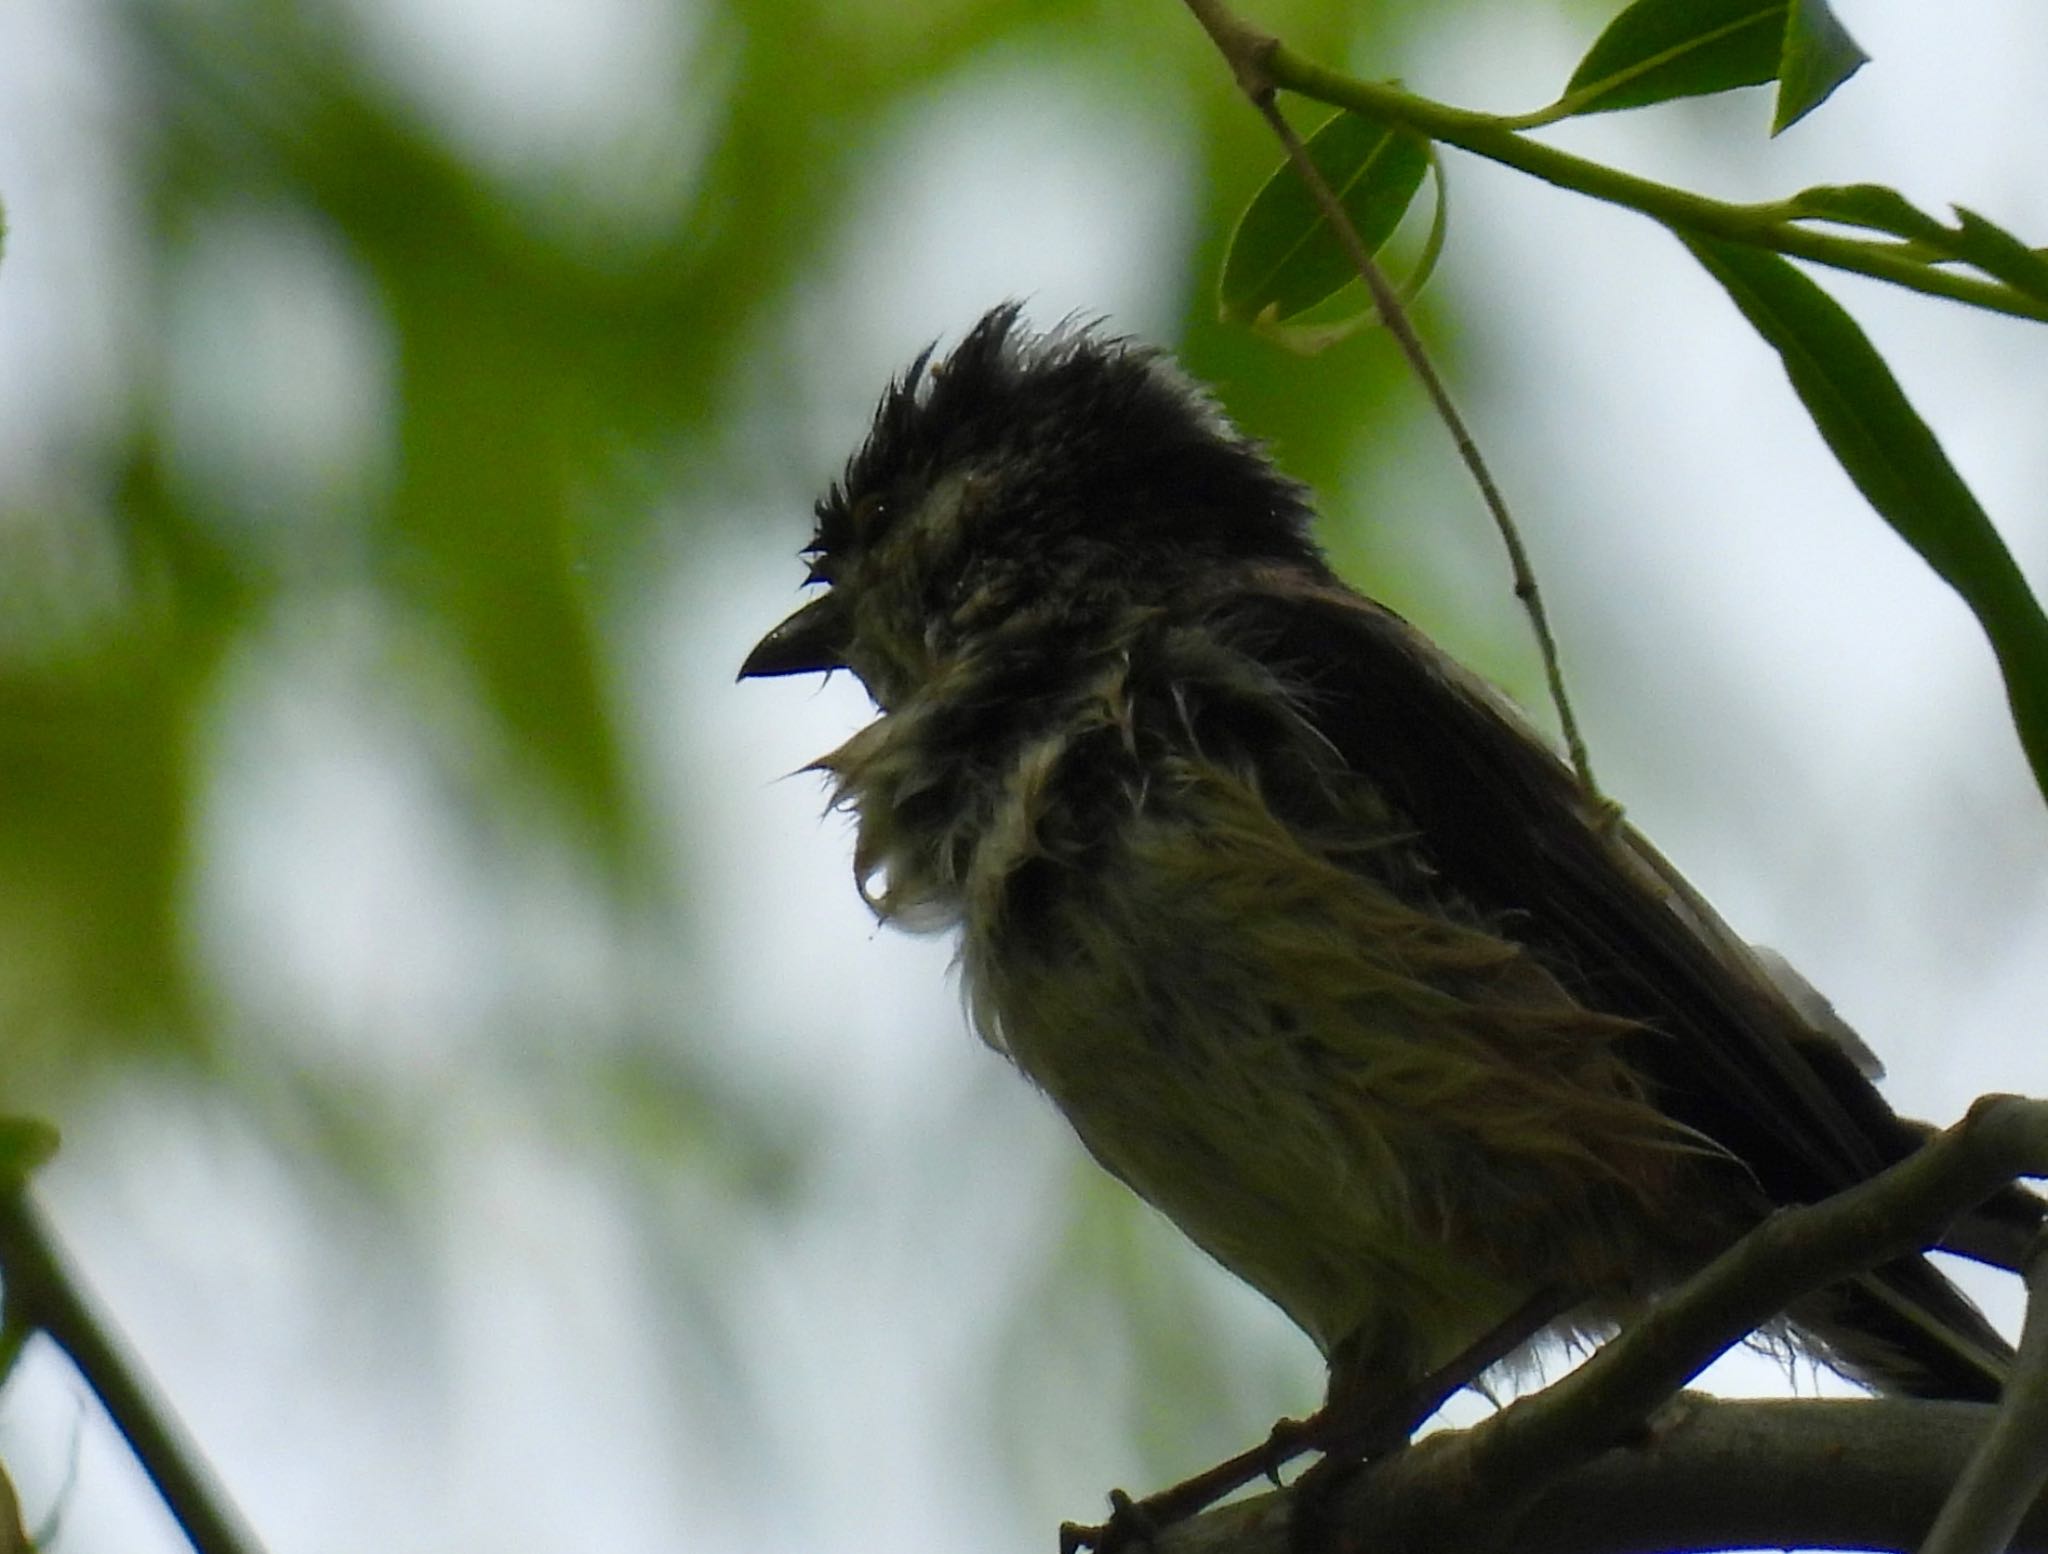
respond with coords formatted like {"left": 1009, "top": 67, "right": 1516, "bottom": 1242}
{"left": 1556, "top": 0, "right": 1864, "bottom": 124}
{"left": 1562, "top": 0, "right": 1785, "bottom": 116}
{"left": 0, "top": 1119, "right": 60, "bottom": 1188}
{"left": 1684, "top": 236, "right": 2048, "bottom": 804}
{"left": 0, "top": 1312, "right": 29, "bottom": 1389}
{"left": 1949, "top": 208, "right": 2048, "bottom": 304}
{"left": 1784, "top": 188, "right": 2048, "bottom": 302}
{"left": 1773, "top": 0, "right": 1869, "bottom": 132}
{"left": 1404, "top": 143, "right": 1452, "bottom": 295}
{"left": 1237, "top": 144, "right": 1451, "bottom": 356}
{"left": 1785, "top": 183, "right": 1952, "bottom": 246}
{"left": 1219, "top": 112, "right": 1430, "bottom": 325}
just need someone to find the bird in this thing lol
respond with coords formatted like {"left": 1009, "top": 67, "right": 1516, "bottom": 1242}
{"left": 741, "top": 302, "right": 2033, "bottom": 1450}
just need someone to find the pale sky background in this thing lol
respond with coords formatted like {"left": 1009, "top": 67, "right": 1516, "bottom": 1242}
{"left": 0, "top": 2, "right": 2045, "bottom": 1551}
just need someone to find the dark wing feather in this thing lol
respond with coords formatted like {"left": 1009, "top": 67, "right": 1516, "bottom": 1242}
{"left": 1222, "top": 573, "right": 1897, "bottom": 1198}
{"left": 1216, "top": 572, "right": 2031, "bottom": 1398}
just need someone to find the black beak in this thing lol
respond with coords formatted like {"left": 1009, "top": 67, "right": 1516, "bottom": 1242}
{"left": 739, "top": 593, "right": 850, "bottom": 679}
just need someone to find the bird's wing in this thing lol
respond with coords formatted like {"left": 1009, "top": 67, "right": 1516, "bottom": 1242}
{"left": 1218, "top": 572, "right": 1919, "bottom": 1205}
{"left": 1214, "top": 574, "right": 2043, "bottom": 1397}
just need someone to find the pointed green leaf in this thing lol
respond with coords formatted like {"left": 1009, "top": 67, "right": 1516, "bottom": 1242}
{"left": 1950, "top": 207, "right": 2048, "bottom": 304}
{"left": 1238, "top": 143, "right": 1452, "bottom": 356}
{"left": 0, "top": 1120, "right": 59, "bottom": 1188}
{"left": 1684, "top": 236, "right": 2048, "bottom": 802}
{"left": 1219, "top": 112, "right": 1430, "bottom": 325}
{"left": 1785, "top": 189, "right": 2048, "bottom": 303}
{"left": 1562, "top": 0, "right": 1784, "bottom": 116}
{"left": 1786, "top": 183, "right": 1952, "bottom": 245}
{"left": 0, "top": 1314, "right": 28, "bottom": 1389}
{"left": 1773, "top": 0, "right": 1869, "bottom": 131}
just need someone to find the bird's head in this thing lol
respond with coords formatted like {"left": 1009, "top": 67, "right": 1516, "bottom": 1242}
{"left": 740, "top": 303, "right": 1319, "bottom": 709}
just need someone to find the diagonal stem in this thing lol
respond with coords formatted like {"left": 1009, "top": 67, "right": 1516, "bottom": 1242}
{"left": 0, "top": 1192, "right": 266, "bottom": 1554}
{"left": 1920, "top": 1231, "right": 2048, "bottom": 1554}
{"left": 1180, "top": 0, "right": 1603, "bottom": 796}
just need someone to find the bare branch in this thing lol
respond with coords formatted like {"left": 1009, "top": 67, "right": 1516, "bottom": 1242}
{"left": 1154, "top": 1098, "right": 2048, "bottom": 1554}
{"left": 0, "top": 1191, "right": 266, "bottom": 1554}
{"left": 1160, "top": 1395, "right": 2048, "bottom": 1554}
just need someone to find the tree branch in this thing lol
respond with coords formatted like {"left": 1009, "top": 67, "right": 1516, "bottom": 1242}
{"left": 1161, "top": 1395, "right": 2048, "bottom": 1554}
{"left": 0, "top": 1191, "right": 266, "bottom": 1554}
{"left": 1155, "top": 1097, "right": 2048, "bottom": 1553}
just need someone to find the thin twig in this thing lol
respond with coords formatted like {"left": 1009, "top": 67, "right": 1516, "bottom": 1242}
{"left": 1921, "top": 1230, "right": 2048, "bottom": 1554}
{"left": 1179, "top": 0, "right": 1603, "bottom": 796}
{"left": 0, "top": 1192, "right": 266, "bottom": 1554}
{"left": 1160, "top": 1395, "right": 2048, "bottom": 1554}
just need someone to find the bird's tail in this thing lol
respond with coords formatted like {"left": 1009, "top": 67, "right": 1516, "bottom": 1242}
{"left": 1794, "top": 1252, "right": 2013, "bottom": 1401}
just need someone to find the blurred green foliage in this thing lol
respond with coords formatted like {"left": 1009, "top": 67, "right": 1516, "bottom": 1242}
{"left": 0, "top": 0, "right": 1484, "bottom": 1511}
{"left": 1, "top": 0, "right": 1448, "bottom": 1105}
{"left": 11, "top": 0, "right": 2041, "bottom": 1545}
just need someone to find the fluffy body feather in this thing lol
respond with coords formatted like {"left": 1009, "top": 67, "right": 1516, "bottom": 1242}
{"left": 744, "top": 304, "right": 2033, "bottom": 1402}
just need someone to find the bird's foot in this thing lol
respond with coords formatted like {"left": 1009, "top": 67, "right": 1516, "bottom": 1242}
{"left": 1057, "top": 1413, "right": 1328, "bottom": 1553}
{"left": 1283, "top": 1449, "right": 1366, "bottom": 1554}
{"left": 1257, "top": 1412, "right": 1319, "bottom": 1484}
{"left": 1059, "top": 1489, "right": 1158, "bottom": 1554}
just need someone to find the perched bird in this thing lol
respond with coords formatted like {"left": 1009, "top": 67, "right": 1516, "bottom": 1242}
{"left": 742, "top": 303, "right": 2031, "bottom": 1423}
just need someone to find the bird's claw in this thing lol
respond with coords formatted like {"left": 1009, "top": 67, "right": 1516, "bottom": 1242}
{"left": 1059, "top": 1488, "right": 1159, "bottom": 1554}
{"left": 1258, "top": 1413, "right": 1319, "bottom": 1486}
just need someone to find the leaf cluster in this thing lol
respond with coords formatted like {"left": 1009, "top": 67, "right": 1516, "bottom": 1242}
{"left": 1211, "top": 0, "right": 2048, "bottom": 801}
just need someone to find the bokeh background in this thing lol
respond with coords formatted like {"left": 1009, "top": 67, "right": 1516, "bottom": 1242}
{"left": 1, "top": 0, "right": 2045, "bottom": 1549}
